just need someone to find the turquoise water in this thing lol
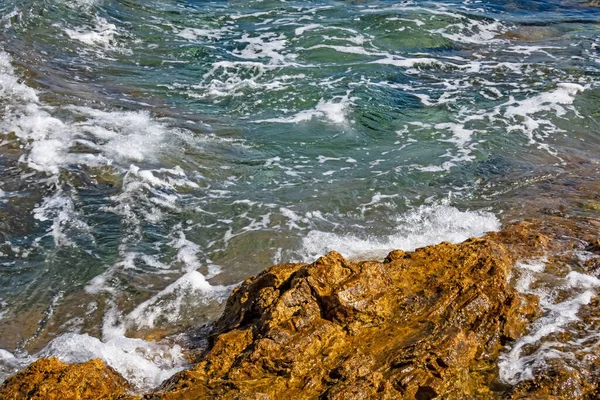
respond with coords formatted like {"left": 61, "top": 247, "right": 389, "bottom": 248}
{"left": 1, "top": 0, "right": 600, "bottom": 390}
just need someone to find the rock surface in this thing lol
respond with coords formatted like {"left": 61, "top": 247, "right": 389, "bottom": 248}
{"left": 152, "top": 222, "right": 545, "bottom": 399}
{"left": 3, "top": 218, "right": 600, "bottom": 399}
{"left": 0, "top": 358, "right": 130, "bottom": 400}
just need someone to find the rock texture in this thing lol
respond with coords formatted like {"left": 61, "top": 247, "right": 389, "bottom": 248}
{"left": 152, "top": 222, "right": 545, "bottom": 399}
{"left": 4, "top": 218, "right": 600, "bottom": 399}
{"left": 0, "top": 358, "right": 130, "bottom": 400}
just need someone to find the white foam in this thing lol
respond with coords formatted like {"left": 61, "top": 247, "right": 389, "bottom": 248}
{"left": 416, "top": 163, "right": 454, "bottom": 172}
{"left": 255, "top": 92, "right": 355, "bottom": 124}
{"left": 300, "top": 204, "right": 499, "bottom": 261}
{"left": 33, "top": 191, "right": 93, "bottom": 248}
{"left": 51, "top": 225, "right": 233, "bottom": 390}
{"left": 85, "top": 223, "right": 232, "bottom": 329}
{"left": 360, "top": 4, "right": 506, "bottom": 44}
{"left": 371, "top": 56, "right": 445, "bottom": 69}
{"left": 433, "top": 19, "right": 505, "bottom": 44}
{"left": 230, "top": 10, "right": 276, "bottom": 20}
{"left": 498, "top": 259, "right": 600, "bottom": 385}
{"left": 0, "top": 305, "right": 190, "bottom": 391}
{"left": 0, "top": 52, "right": 234, "bottom": 392}
{"left": 359, "top": 193, "right": 400, "bottom": 215}
{"left": 121, "top": 225, "right": 233, "bottom": 328}
{"left": 38, "top": 331, "right": 186, "bottom": 391}
{"left": 0, "top": 52, "right": 39, "bottom": 103}
{"left": 303, "top": 44, "right": 383, "bottom": 56}
{"left": 233, "top": 32, "right": 293, "bottom": 66}
{"left": 435, "top": 122, "right": 474, "bottom": 148}
{"left": 380, "top": 72, "right": 584, "bottom": 165}
{"left": 71, "top": 106, "right": 175, "bottom": 163}
{"left": 504, "top": 45, "right": 560, "bottom": 57}
{"left": 191, "top": 61, "right": 305, "bottom": 99}
{"left": 295, "top": 23, "right": 321, "bottom": 36}
{"left": 58, "top": 0, "right": 100, "bottom": 9}
{"left": 1, "top": 100, "right": 188, "bottom": 175}
{"left": 64, "top": 16, "right": 129, "bottom": 54}
{"left": 0, "top": 349, "right": 17, "bottom": 363}
{"left": 125, "top": 270, "right": 231, "bottom": 330}
{"left": 0, "top": 349, "right": 32, "bottom": 383}
{"left": 176, "top": 27, "right": 230, "bottom": 41}
{"left": 502, "top": 83, "right": 585, "bottom": 144}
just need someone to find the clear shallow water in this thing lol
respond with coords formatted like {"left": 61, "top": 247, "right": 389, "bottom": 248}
{"left": 0, "top": 0, "right": 600, "bottom": 391}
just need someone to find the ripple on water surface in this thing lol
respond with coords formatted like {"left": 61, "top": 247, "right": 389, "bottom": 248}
{"left": 0, "top": 0, "right": 600, "bottom": 392}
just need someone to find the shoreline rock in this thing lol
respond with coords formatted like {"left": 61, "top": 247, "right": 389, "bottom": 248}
{"left": 154, "top": 227, "right": 541, "bottom": 400}
{"left": 5, "top": 219, "right": 591, "bottom": 399}
{"left": 0, "top": 358, "right": 130, "bottom": 400}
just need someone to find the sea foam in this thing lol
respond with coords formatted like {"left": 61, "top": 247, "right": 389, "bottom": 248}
{"left": 300, "top": 203, "right": 500, "bottom": 261}
{"left": 499, "top": 257, "right": 600, "bottom": 384}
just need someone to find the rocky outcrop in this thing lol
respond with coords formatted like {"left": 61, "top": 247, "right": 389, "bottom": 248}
{"left": 152, "top": 222, "right": 545, "bottom": 399}
{"left": 0, "top": 358, "right": 130, "bottom": 400}
{"left": 3, "top": 219, "right": 600, "bottom": 399}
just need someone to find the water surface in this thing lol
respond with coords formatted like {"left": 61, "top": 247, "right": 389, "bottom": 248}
{"left": 1, "top": 0, "right": 600, "bottom": 391}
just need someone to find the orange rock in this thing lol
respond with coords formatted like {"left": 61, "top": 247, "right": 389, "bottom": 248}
{"left": 0, "top": 358, "right": 131, "bottom": 400}
{"left": 6, "top": 216, "right": 600, "bottom": 399}
{"left": 155, "top": 233, "right": 541, "bottom": 399}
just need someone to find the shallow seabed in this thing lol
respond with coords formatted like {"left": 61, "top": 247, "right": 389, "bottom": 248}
{"left": 1, "top": 0, "right": 600, "bottom": 391}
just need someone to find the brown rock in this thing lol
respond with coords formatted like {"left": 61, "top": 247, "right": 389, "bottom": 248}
{"left": 5, "top": 219, "right": 597, "bottom": 400}
{"left": 0, "top": 357, "right": 131, "bottom": 400}
{"left": 154, "top": 231, "right": 541, "bottom": 399}
{"left": 511, "top": 361, "right": 596, "bottom": 399}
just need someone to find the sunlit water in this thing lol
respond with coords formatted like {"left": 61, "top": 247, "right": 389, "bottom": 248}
{"left": 1, "top": 0, "right": 600, "bottom": 392}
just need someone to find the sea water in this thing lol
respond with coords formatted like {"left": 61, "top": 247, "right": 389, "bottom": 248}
{"left": 0, "top": 0, "right": 600, "bottom": 392}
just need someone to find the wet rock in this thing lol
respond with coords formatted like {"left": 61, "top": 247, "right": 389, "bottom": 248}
{"left": 153, "top": 229, "right": 541, "bottom": 399}
{"left": 0, "top": 358, "right": 131, "bottom": 400}
{"left": 505, "top": 291, "right": 600, "bottom": 400}
{"left": 511, "top": 360, "right": 596, "bottom": 399}
{"left": 4, "top": 220, "right": 597, "bottom": 399}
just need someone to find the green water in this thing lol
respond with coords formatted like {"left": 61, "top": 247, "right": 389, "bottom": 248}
{"left": 0, "top": 0, "right": 600, "bottom": 391}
